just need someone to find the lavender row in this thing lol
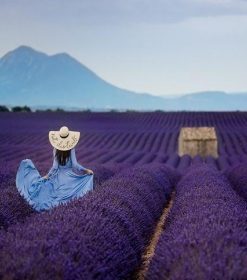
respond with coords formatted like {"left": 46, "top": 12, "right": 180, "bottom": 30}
{"left": 1, "top": 112, "right": 247, "bottom": 170}
{"left": 1, "top": 111, "right": 247, "bottom": 131}
{"left": 147, "top": 164, "right": 247, "bottom": 279}
{"left": 0, "top": 164, "right": 178, "bottom": 279}
{"left": 225, "top": 162, "right": 247, "bottom": 201}
{"left": 0, "top": 164, "right": 120, "bottom": 230}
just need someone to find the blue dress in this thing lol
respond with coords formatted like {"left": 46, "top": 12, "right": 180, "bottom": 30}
{"left": 16, "top": 148, "right": 94, "bottom": 212}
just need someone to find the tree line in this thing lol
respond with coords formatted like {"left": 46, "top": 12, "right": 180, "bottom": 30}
{"left": 0, "top": 105, "right": 31, "bottom": 112}
{"left": 0, "top": 105, "right": 66, "bottom": 112}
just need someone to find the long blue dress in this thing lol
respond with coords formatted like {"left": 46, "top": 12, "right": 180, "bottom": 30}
{"left": 16, "top": 148, "right": 94, "bottom": 212}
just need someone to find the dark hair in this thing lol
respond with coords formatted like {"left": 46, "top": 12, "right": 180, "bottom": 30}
{"left": 55, "top": 149, "right": 71, "bottom": 166}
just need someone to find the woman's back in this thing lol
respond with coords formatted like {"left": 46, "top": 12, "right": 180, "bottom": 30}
{"left": 47, "top": 148, "right": 87, "bottom": 176}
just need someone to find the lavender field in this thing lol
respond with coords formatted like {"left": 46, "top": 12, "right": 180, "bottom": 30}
{"left": 0, "top": 111, "right": 246, "bottom": 279}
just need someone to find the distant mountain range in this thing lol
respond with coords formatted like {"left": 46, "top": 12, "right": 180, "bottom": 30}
{"left": 0, "top": 46, "right": 246, "bottom": 111}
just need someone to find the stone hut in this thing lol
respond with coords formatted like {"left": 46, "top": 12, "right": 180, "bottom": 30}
{"left": 178, "top": 127, "right": 218, "bottom": 158}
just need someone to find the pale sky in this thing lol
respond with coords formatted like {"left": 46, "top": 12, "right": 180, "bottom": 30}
{"left": 0, "top": 0, "right": 247, "bottom": 96}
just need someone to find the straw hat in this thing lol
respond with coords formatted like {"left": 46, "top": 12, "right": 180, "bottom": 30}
{"left": 49, "top": 126, "right": 80, "bottom": 151}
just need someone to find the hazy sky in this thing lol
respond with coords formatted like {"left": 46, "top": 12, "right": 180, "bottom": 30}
{"left": 0, "top": 0, "right": 247, "bottom": 96}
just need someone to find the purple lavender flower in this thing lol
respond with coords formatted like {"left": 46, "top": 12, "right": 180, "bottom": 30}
{"left": 0, "top": 164, "right": 177, "bottom": 279}
{"left": 225, "top": 163, "right": 247, "bottom": 201}
{"left": 146, "top": 164, "right": 247, "bottom": 279}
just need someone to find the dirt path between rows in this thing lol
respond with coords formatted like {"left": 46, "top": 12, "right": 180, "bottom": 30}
{"left": 136, "top": 191, "right": 175, "bottom": 280}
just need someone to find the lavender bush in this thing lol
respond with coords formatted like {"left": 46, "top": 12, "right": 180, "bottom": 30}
{"left": 225, "top": 163, "right": 247, "bottom": 201}
{"left": 0, "top": 164, "right": 119, "bottom": 230}
{"left": 0, "top": 186, "right": 34, "bottom": 229}
{"left": 146, "top": 164, "right": 247, "bottom": 279}
{"left": 0, "top": 164, "right": 178, "bottom": 279}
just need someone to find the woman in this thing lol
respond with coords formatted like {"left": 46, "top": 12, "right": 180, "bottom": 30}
{"left": 16, "top": 126, "right": 94, "bottom": 212}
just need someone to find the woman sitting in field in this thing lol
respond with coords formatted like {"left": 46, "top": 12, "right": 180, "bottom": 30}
{"left": 16, "top": 126, "right": 94, "bottom": 212}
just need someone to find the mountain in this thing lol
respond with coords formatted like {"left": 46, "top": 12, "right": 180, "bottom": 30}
{"left": 0, "top": 46, "right": 247, "bottom": 111}
{"left": 0, "top": 46, "right": 167, "bottom": 110}
{"left": 144, "top": 91, "right": 247, "bottom": 111}
{"left": 173, "top": 91, "right": 247, "bottom": 111}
